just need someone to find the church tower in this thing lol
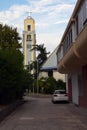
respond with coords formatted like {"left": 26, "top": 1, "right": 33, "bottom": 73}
{"left": 23, "top": 14, "right": 36, "bottom": 68}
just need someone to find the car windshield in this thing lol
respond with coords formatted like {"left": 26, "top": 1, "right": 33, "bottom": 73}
{"left": 54, "top": 90, "right": 66, "bottom": 94}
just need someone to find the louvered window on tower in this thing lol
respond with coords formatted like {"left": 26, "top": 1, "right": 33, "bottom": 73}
{"left": 27, "top": 25, "right": 31, "bottom": 31}
{"left": 27, "top": 35, "right": 32, "bottom": 41}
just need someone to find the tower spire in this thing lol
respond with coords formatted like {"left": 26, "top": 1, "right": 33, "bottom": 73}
{"left": 26, "top": 11, "right": 32, "bottom": 18}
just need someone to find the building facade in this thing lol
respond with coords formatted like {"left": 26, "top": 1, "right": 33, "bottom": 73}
{"left": 23, "top": 16, "right": 36, "bottom": 68}
{"left": 56, "top": 0, "right": 87, "bottom": 108}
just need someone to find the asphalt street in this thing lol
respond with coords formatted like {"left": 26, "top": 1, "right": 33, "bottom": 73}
{"left": 0, "top": 96, "right": 87, "bottom": 130}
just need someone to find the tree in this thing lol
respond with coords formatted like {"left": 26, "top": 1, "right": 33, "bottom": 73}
{"left": 0, "top": 24, "right": 33, "bottom": 104}
{"left": 30, "top": 44, "right": 50, "bottom": 78}
{"left": 32, "top": 44, "right": 50, "bottom": 67}
{"left": 56, "top": 79, "right": 66, "bottom": 90}
{"left": 34, "top": 77, "right": 57, "bottom": 94}
{"left": 0, "top": 50, "right": 23, "bottom": 103}
{"left": 34, "top": 77, "right": 47, "bottom": 93}
{"left": 44, "top": 77, "right": 57, "bottom": 94}
{"left": 0, "top": 24, "right": 21, "bottom": 50}
{"left": 0, "top": 49, "right": 33, "bottom": 104}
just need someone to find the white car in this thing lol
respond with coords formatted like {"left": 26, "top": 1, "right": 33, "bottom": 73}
{"left": 52, "top": 90, "right": 69, "bottom": 103}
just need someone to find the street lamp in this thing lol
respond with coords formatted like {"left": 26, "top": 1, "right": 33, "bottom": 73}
{"left": 29, "top": 59, "right": 38, "bottom": 95}
{"left": 28, "top": 60, "right": 35, "bottom": 95}
{"left": 36, "top": 59, "right": 39, "bottom": 95}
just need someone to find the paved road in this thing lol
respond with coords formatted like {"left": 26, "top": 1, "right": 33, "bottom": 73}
{"left": 0, "top": 96, "right": 87, "bottom": 130}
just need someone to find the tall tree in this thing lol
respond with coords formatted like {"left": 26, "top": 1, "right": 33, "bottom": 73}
{"left": 0, "top": 24, "right": 21, "bottom": 50}
{"left": 32, "top": 44, "right": 50, "bottom": 66}
{"left": 30, "top": 44, "right": 50, "bottom": 78}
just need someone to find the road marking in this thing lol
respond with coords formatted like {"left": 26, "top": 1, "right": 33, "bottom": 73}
{"left": 20, "top": 117, "right": 35, "bottom": 120}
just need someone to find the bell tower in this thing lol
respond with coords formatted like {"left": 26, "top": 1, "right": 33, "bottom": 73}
{"left": 23, "top": 14, "right": 36, "bottom": 68}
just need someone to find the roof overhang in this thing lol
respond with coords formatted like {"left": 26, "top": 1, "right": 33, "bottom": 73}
{"left": 40, "top": 67, "right": 57, "bottom": 72}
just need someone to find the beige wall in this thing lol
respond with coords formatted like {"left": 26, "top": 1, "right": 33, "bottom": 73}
{"left": 39, "top": 71, "right": 65, "bottom": 82}
{"left": 24, "top": 18, "right": 35, "bottom": 31}
{"left": 53, "top": 70, "right": 65, "bottom": 82}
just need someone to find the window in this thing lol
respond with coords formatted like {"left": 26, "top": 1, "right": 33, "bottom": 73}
{"left": 48, "top": 71, "right": 53, "bottom": 77}
{"left": 70, "top": 29, "right": 72, "bottom": 45}
{"left": 63, "top": 28, "right": 72, "bottom": 55}
{"left": 83, "top": 0, "right": 87, "bottom": 26}
{"left": 27, "top": 25, "right": 31, "bottom": 31}
{"left": 76, "top": 15, "right": 79, "bottom": 35}
{"left": 27, "top": 35, "right": 32, "bottom": 41}
{"left": 63, "top": 39, "right": 66, "bottom": 55}
{"left": 78, "top": 71, "right": 83, "bottom": 96}
{"left": 83, "top": 19, "right": 87, "bottom": 26}
{"left": 67, "top": 35, "right": 69, "bottom": 48}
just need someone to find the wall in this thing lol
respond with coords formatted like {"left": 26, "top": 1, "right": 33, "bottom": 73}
{"left": 71, "top": 73, "right": 79, "bottom": 105}
{"left": 68, "top": 76, "right": 72, "bottom": 101}
{"left": 53, "top": 71, "right": 65, "bottom": 82}
{"left": 79, "top": 65, "right": 87, "bottom": 108}
{"left": 39, "top": 71, "right": 65, "bottom": 82}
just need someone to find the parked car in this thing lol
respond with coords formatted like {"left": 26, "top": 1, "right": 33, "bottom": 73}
{"left": 52, "top": 90, "right": 69, "bottom": 103}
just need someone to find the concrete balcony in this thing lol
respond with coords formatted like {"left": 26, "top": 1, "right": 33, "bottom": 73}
{"left": 57, "top": 24, "right": 87, "bottom": 74}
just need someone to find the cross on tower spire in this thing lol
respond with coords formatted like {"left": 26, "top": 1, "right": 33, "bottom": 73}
{"left": 26, "top": 11, "right": 32, "bottom": 18}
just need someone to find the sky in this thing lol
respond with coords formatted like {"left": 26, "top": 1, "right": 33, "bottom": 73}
{"left": 0, "top": 0, "right": 77, "bottom": 53}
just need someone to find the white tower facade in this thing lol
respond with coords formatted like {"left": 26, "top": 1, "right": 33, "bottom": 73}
{"left": 23, "top": 16, "right": 36, "bottom": 67}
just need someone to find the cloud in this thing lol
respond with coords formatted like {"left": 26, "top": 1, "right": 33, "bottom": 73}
{"left": 36, "top": 32, "right": 63, "bottom": 52}
{"left": 47, "top": 4, "right": 74, "bottom": 18}
{"left": 26, "top": 0, "right": 74, "bottom": 17}
{"left": 27, "top": 0, "right": 56, "bottom": 6}
{"left": 0, "top": 1, "right": 74, "bottom": 25}
{"left": 0, "top": 5, "right": 28, "bottom": 23}
{"left": 54, "top": 19, "right": 68, "bottom": 24}
{"left": 0, "top": 0, "right": 76, "bottom": 52}
{"left": 36, "top": 22, "right": 49, "bottom": 28}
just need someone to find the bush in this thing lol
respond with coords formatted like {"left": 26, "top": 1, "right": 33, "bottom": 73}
{"left": 0, "top": 50, "right": 33, "bottom": 104}
{"left": 44, "top": 77, "right": 57, "bottom": 94}
{"left": 35, "top": 77, "right": 57, "bottom": 94}
{"left": 34, "top": 77, "right": 66, "bottom": 94}
{"left": 56, "top": 79, "right": 66, "bottom": 90}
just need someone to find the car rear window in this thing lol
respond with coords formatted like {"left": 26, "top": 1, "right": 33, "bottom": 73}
{"left": 54, "top": 91, "right": 66, "bottom": 94}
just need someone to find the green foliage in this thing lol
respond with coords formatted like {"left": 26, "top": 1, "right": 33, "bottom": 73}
{"left": 32, "top": 44, "right": 50, "bottom": 68}
{"left": 56, "top": 79, "right": 66, "bottom": 90}
{"left": 34, "top": 77, "right": 66, "bottom": 94}
{"left": 30, "top": 44, "right": 50, "bottom": 79}
{"left": 33, "top": 77, "right": 56, "bottom": 94}
{"left": 37, "top": 77, "right": 47, "bottom": 93}
{"left": 44, "top": 77, "right": 57, "bottom": 94}
{"left": 36, "top": 44, "right": 49, "bottom": 66}
{"left": 0, "top": 24, "right": 21, "bottom": 49}
{"left": 0, "top": 50, "right": 33, "bottom": 104}
{"left": 0, "top": 24, "right": 33, "bottom": 104}
{"left": 21, "top": 70, "right": 33, "bottom": 93}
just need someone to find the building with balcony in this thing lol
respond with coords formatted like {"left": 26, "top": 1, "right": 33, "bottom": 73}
{"left": 56, "top": 0, "right": 87, "bottom": 108}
